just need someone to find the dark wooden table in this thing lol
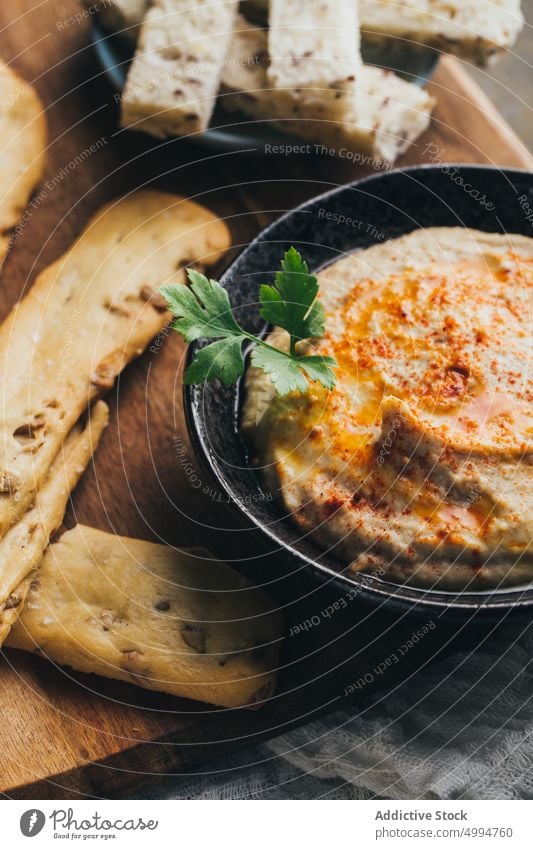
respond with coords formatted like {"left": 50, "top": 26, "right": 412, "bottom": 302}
{"left": 0, "top": 0, "right": 531, "bottom": 799}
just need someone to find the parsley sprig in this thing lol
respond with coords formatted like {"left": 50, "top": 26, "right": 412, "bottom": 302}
{"left": 159, "top": 247, "right": 337, "bottom": 396}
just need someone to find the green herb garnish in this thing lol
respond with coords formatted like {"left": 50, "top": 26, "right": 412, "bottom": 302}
{"left": 159, "top": 247, "right": 337, "bottom": 396}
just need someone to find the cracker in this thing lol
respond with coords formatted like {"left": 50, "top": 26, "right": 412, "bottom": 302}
{"left": 267, "top": 0, "right": 361, "bottom": 120}
{"left": 121, "top": 0, "right": 239, "bottom": 137}
{"left": 0, "top": 401, "right": 109, "bottom": 645}
{"left": 7, "top": 525, "right": 283, "bottom": 709}
{"left": 0, "top": 190, "right": 230, "bottom": 539}
{"left": 220, "top": 21, "right": 434, "bottom": 163}
{"left": 0, "top": 59, "right": 46, "bottom": 253}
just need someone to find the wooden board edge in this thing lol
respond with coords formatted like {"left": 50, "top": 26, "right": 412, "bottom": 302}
{"left": 432, "top": 57, "right": 533, "bottom": 168}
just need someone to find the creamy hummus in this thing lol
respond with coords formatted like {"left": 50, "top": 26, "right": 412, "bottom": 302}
{"left": 241, "top": 227, "right": 533, "bottom": 588}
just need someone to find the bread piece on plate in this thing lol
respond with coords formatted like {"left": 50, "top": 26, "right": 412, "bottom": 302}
{"left": 360, "top": 0, "right": 523, "bottom": 64}
{"left": 220, "top": 21, "right": 434, "bottom": 164}
{"left": 0, "top": 190, "right": 230, "bottom": 540}
{"left": 267, "top": 0, "right": 361, "bottom": 120}
{"left": 99, "top": 0, "right": 524, "bottom": 64}
{"left": 0, "top": 60, "right": 46, "bottom": 257}
{"left": 7, "top": 525, "right": 283, "bottom": 709}
{"left": 0, "top": 402, "right": 109, "bottom": 645}
{"left": 121, "top": 0, "right": 239, "bottom": 137}
{"left": 240, "top": 0, "right": 523, "bottom": 63}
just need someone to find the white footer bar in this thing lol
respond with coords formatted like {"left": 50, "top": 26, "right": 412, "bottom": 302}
{"left": 3, "top": 799, "right": 530, "bottom": 848}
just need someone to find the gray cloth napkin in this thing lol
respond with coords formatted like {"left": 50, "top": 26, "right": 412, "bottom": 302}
{"left": 137, "top": 621, "right": 532, "bottom": 800}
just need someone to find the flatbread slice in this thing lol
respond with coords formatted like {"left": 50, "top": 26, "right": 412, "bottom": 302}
{"left": 0, "top": 190, "right": 230, "bottom": 540}
{"left": 0, "top": 59, "right": 46, "bottom": 256}
{"left": 7, "top": 525, "right": 283, "bottom": 709}
{"left": 220, "top": 21, "right": 434, "bottom": 164}
{"left": 267, "top": 0, "right": 361, "bottom": 120}
{"left": 121, "top": 0, "right": 239, "bottom": 137}
{"left": 0, "top": 401, "right": 109, "bottom": 645}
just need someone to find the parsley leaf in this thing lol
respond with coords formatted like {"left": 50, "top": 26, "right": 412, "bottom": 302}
{"left": 160, "top": 249, "right": 337, "bottom": 396}
{"left": 184, "top": 336, "right": 246, "bottom": 386}
{"left": 258, "top": 246, "right": 325, "bottom": 354}
{"left": 160, "top": 269, "right": 242, "bottom": 341}
{"left": 250, "top": 348, "right": 338, "bottom": 395}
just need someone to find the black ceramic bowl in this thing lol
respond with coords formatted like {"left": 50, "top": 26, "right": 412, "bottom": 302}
{"left": 185, "top": 165, "right": 533, "bottom": 619}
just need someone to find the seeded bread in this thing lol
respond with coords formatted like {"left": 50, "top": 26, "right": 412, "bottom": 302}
{"left": 0, "top": 402, "right": 109, "bottom": 645}
{"left": 99, "top": 0, "right": 524, "bottom": 65}
{"left": 121, "top": 0, "right": 239, "bottom": 137}
{"left": 267, "top": 0, "right": 361, "bottom": 120}
{"left": 0, "top": 190, "right": 230, "bottom": 541}
{"left": 0, "top": 59, "right": 46, "bottom": 256}
{"left": 360, "top": 0, "right": 523, "bottom": 64}
{"left": 240, "top": 0, "right": 523, "bottom": 63}
{"left": 7, "top": 524, "right": 283, "bottom": 709}
{"left": 220, "top": 21, "right": 434, "bottom": 164}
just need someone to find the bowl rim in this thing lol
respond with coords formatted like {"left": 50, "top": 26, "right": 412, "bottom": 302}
{"left": 185, "top": 163, "right": 533, "bottom": 616}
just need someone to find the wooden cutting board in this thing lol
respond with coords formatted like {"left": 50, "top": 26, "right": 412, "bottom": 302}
{"left": 0, "top": 0, "right": 531, "bottom": 800}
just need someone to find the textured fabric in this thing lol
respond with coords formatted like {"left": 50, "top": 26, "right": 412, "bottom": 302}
{"left": 136, "top": 622, "right": 532, "bottom": 800}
